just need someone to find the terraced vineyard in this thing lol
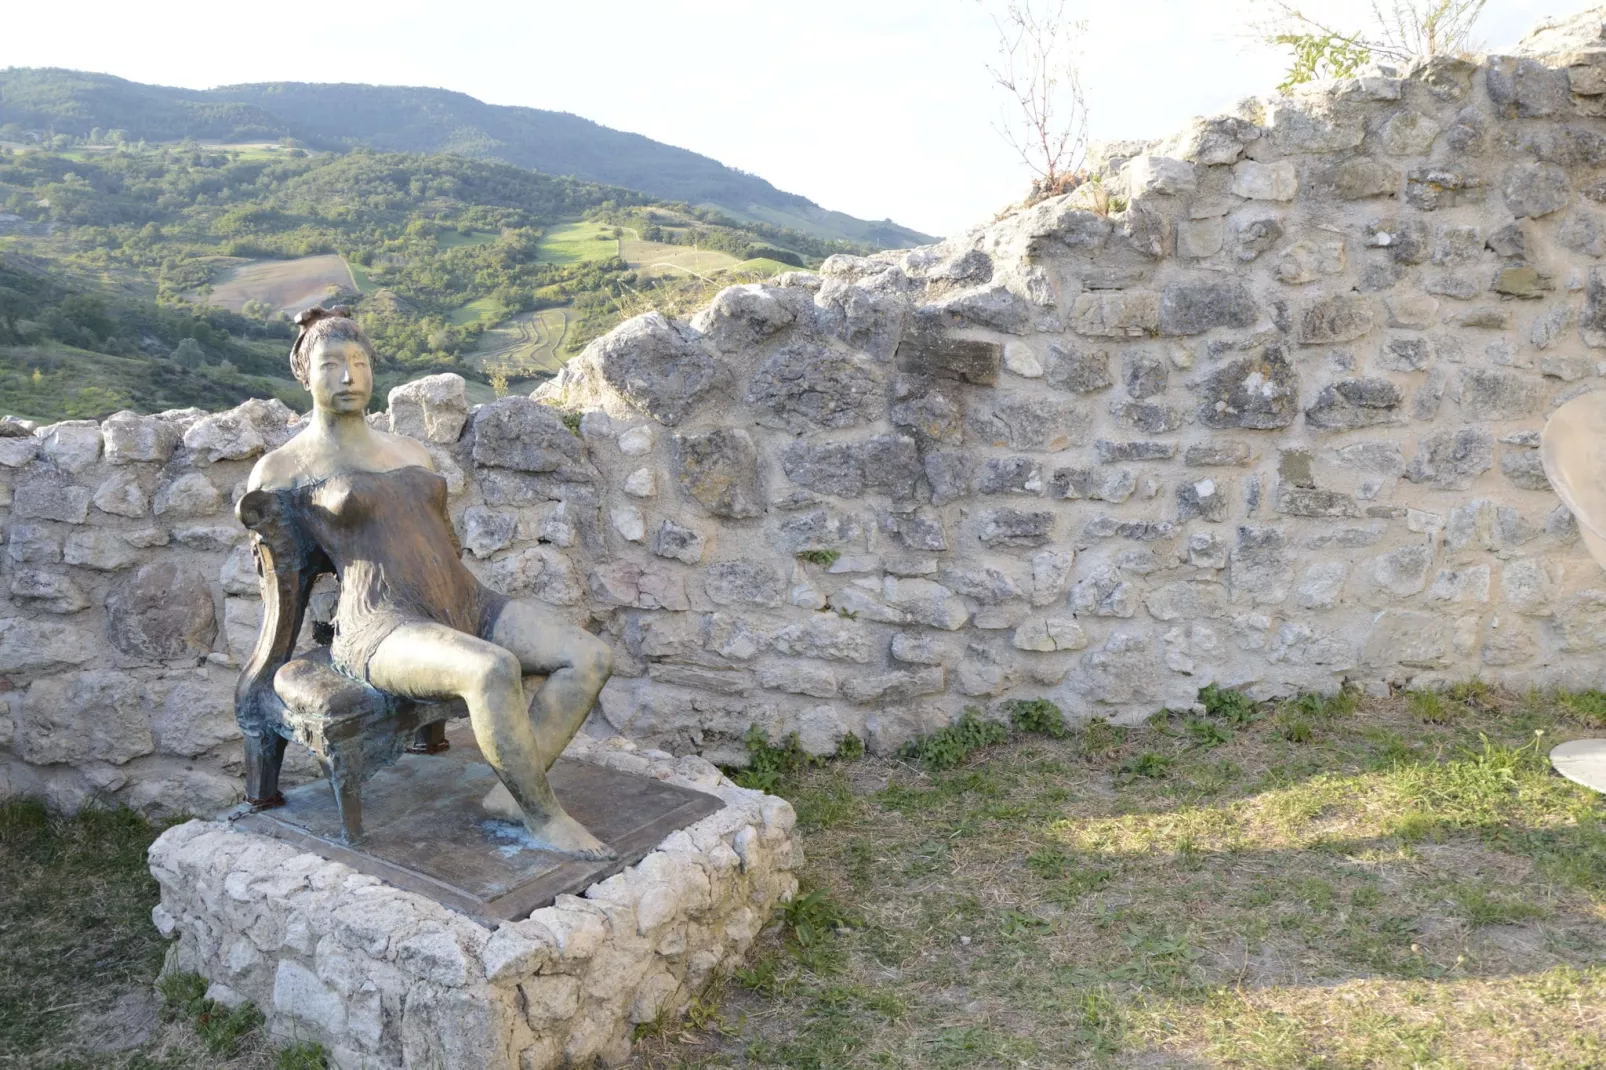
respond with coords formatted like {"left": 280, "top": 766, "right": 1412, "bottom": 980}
{"left": 469, "top": 306, "right": 572, "bottom": 384}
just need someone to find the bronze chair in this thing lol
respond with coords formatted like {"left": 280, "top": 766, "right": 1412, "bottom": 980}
{"left": 233, "top": 488, "right": 467, "bottom": 843}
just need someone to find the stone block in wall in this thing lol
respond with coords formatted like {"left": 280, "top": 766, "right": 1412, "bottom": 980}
{"left": 0, "top": 618, "right": 96, "bottom": 675}
{"left": 1192, "top": 346, "right": 1299, "bottom": 429}
{"left": 1070, "top": 565, "right": 1137, "bottom": 617}
{"left": 182, "top": 398, "right": 297, "bottom": 463}
{"left": 171, "top": 525, "right": 243, "bottom": 552}
{"left": 976, "top": 508, "right": 1054, "bottom": 549}
{"left": 893, "top": 334, "right": 1001, "bottom": 385}
{"left": 1043, "top": 345, "right": 1114, "bottom": 394}
{"left": 1456, "top": 369, "right": 1543, "bottom": 420}
{"left": 592, "top": 312, "right": 722, "bottom": 426}
{"left": 1295, "top": 562, "right": 1349, "bottom": 609}
{"left": 1487, "top": 55, "right": 1574, "bottom": 118}
{"left": 1553, "top": 589, "right": 1606, "bottom": 652}
{"left": 745, "top": 344, "right": 879, "bottom": 431}
{"left": 756, "top": 662, "right": 837, "bottom": 699}
{"left": 1231, "top": 161, "right": 1297, "bottom": 201}
{"left": 649, "top": 520, "right": 704, "bottom": 565}
{"left": 1297, "top": 296, "right": 1375, "bottom": 344}
{"left": 63, "top": 530, "right": 139, "bottom": 571}
{"left": 1275, "top": 240, "right": 1347, "bottom": 285}
{"left": 1050, "top": 465, "right": 1135, "bottom": 503}
{"left": 1126, "top": 155, "right": 1197, "bottom": 197}
{"left": 1500, "top": 446, "right": 1551, "bottom": 490}
{"left": 1504, "top": 161, "right": 1573, "bottom": 218}
{"left": 39, "top": 421, "right": 102, "bottom": 472}
{"left": 10, "top": 569, "right": 89, "bottom": 614}
{"left": 1405, "top": 167, "right": 1484, "bottom": 211}
{"left": 1305, "top": 378, "right": 1404, "bottom": 431}
{"left": 1405, "top": 428, "right": 1494, "bottom": 490}
{"left": 14, "top": 670, "right": 155, "bottom": 766}
{"left": 769, "top": 616, "right": 872, "bottom": 663}
{"left": 814, "top": 275, "right": 908, "bottom": 362}
{"left": 704, "top": 562, "right": 785, "bottom": 609}
{"left": 92, "top": 470, "right": 150, "bottom": 518}
{"left": 471, "top": 397, "right": 590, "bottom": 476}
{"left": 842, "top": 667, "right": 944, "bottom": 704}
{"left": 1179, "top": 476, "right": 1229, "bottom": 521}
{"left": 1158, "top": 281, "right": 1259, "bottom": 336}
{"left": 690, "top": 283, "right": 799, "bottom": 352}
{"left": 780, "top": 435, "right": 921, "bottom": 500}
{"left": 1184, "top": 441, "right": 1251, "bottom": 467}
{"left": 102, "top": 411, "right": 179, "bottom": 465}
{"left": 889, "top": 374, "right": 963, "bottom": 447}
{"left": 387, "top": 373, "right": 469, "bottom": 444}
{"left": 11, "top": 479, "right": 92, "bottom": 524}
{"left": 153, "top": 472, "right": 222, "bottom": 518}
{"left": 1265, "top": 99, "right": 1365, "bottom": 153}
{"left": 1229, "top": 526, "right": 1293, "bottom": 605}
{"left": 673, "top": 429, "right": 764, "bottom": 519}
{"left": 1377, "top": 109, "right": 1442, "bottom": 155}
{"left": 970, "top": 394, "right": 1091, "bottom": 451}
{"left": 106, "top": 561, "right": 219, "bottom": 661}
{"left": 1071, "top": 291, "right": 1159, "bottom": 337}
{"left": 1232, "top": 216, "right": 1284, "bottom": 261}
{"left": 0, "top": 432, "right": 38, "bottom": 467}
{"left": 6, "top": 524, "right": 60, "bottom": 566}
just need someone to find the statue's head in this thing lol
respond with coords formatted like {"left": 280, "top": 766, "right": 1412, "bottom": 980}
{"left": 291, "top": 307, "right": 373, "bottom": 415}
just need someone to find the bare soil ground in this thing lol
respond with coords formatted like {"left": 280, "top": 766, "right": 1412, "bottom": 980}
{"left": 197, "top": 255, "right": 358, "bottom": 316}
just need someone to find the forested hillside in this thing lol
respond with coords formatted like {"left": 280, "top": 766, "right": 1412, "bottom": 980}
{"left": 0, "top": 68, "right": 933, "bottom": 248}
{"left": 0, "top": 137, "right": 859, "bottom": 422}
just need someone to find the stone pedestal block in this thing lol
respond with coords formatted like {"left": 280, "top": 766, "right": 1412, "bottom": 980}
{"left": 147, "top": 737, "right": 799, "bottom": 1070}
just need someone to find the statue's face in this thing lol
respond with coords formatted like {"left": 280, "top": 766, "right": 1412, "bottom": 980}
{"left": 306, "top": 338, "right": 372, "bottom": 414}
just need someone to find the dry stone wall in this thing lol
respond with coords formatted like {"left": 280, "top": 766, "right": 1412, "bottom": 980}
{"left": 9, "top": 10, "right": 1606, "bottom": 811}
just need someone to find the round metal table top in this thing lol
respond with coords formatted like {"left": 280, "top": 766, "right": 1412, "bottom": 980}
{"left": 1551, "top": 738, "right": 1606, "bottom": 794}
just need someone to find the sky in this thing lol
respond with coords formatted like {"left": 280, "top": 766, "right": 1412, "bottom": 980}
{"left": 0, "top": 0, "right": 1560, "bottom": 237}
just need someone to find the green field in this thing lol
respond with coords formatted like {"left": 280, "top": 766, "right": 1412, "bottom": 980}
{"left": 535, "top": 221, "right": 620, "bottom": 265}
{"left": 446, "top": 295, "right": 504, "bottom": 326}
{"left": 344, "top": 258, "right": 376, "bottom": 292}
{"left": 435, "top": 229, "right": 497, "bottom": 250}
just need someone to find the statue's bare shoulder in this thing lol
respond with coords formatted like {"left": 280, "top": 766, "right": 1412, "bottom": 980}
{"left": 245, "top": 426, "right": 434, "bottom": 494}
{"left": 246, "top": 435, "right": 310, "bottom": 493}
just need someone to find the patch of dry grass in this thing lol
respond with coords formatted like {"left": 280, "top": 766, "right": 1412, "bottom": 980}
{"left": 631, "top": 688, "right": 1606, "bottom": 1069}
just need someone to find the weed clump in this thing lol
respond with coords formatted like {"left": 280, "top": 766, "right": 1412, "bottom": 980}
{"left": 899, "top": 709, "right": 1009, "bottom": 770}
{"left": 1005, "top": 698, "right": 1069, "bottom": 738}
{"left": 795, "top": 548, "right": 841, "bottom": 567}
{"left": 1198, "top": 683, "right": 1257, "bottom": 723}
{"left": 158, "top": 971, "right": 268, "bottom": 1058}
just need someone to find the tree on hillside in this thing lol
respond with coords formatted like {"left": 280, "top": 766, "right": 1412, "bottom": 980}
{"left": 1253, "top": 0, "right": 1488, "bottom": 91}
{"left": 982, "top": 0, "right": 1090, "bottom": 202}
{"left": 171, "top": 337, "right": 206, "bottom": 368}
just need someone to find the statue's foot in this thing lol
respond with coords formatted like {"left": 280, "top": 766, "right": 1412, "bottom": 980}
{"left": 525, "top": 811, "right": 616, "bottom": 861}
{"left": 480, "top": 781, "right": 523, "bottom": 822}
{"left": 480, "top": 783, "right": 615, "bottom": 860}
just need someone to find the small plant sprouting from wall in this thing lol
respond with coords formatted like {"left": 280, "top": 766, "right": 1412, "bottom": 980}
{"left": 795, "top": 549, "right": 841, "bottom": 568}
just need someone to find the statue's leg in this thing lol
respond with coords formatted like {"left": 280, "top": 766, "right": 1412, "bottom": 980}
{"left": 364, "top": 622, "right": 614, "bottom": 860}
{"left": 484, "top": 599, "right": 614, "bottom": 768}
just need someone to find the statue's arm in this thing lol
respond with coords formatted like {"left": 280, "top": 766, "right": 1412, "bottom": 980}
{"left": 234, "top": 489, "right": 331, "bottom": 733}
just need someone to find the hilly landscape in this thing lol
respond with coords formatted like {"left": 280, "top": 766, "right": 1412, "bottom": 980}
{"left": 0, "top": 69, "right": 933, "bottom": 423}
{"left": 0, "top": 69, "right": 933, "bottom": 248}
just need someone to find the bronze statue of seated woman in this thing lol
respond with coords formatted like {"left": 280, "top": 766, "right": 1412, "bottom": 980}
{"left": 236, "top": 307, "right": 615, "bottom": 859}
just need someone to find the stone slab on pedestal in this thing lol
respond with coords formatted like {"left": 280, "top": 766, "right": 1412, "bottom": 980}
{"left": 234, "top": 722, "right": 724, "bottom": 925}
{"left": 148, "top": 735, "right": 801, "bottom": 1070}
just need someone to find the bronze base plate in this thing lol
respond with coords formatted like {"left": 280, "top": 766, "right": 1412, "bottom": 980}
{"left": 233, "top": 724, "right": 724, "bottom": 925}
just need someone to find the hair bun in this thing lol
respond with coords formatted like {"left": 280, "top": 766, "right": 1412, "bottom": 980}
{"left": 294, "top": 306, "right": 354, "bottom": 329}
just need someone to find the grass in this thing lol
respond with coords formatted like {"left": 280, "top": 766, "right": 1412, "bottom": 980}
{"left": 11, "top": 687, "right": 1606, "bottom": 1069}
{"left": 0, "top": 800, "right": 327, "bottom": 1068}
{"left": 536, "top": 220, "right": 621, "bottom": 265}
{"left": 446, "top": 294, "right": 505, "bottom": 327}
{"left": 629, "top": 686, "right": 1606, "bottom": 1069}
